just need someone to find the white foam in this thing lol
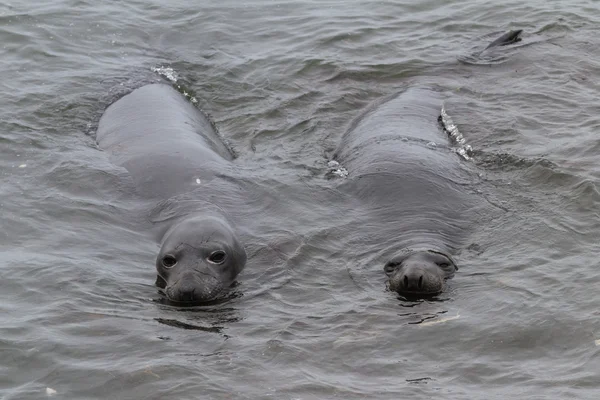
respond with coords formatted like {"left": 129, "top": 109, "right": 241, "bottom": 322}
{"left": 150, "top": 66, "right": 178, "bottom": 83}
{"left": 327, "top": 160, "right": 349, "bottom": 178}
{"left": 151, "top": 65, "right": 200, "bottom": 106}
{"left": 440, "top": 105, "right": 473, "bottom": 161}
{"left": 332, "top": 167, "right": 349, "bottom": 178}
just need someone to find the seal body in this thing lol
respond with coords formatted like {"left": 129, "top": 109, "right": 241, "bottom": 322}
{"left": 97, "top": 84, "right": 233, "bottom": 199}
{"left": 97, "top": 84, "right": 246, "bottom": 304}
{"left": 334, "top": 87, "right": 482, "bottom": 296}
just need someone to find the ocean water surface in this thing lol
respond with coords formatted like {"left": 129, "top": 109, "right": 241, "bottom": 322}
{"left": 2, "top": 0, "right": 600, "bottom": 399}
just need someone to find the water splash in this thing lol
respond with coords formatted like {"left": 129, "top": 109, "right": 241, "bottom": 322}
{"left": 326, "top": 160, "right": 348, "bottom": 179}
{"left": 150, "top": 65, "right": 178, "bottom": 83}
{"left": 151, "top": 65, "right": 198, "bottom": 105}
{"left": 439, "top": 105, "right": 473, "bottom": 161}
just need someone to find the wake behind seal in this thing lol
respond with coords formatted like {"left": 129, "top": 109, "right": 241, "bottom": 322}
{"left": 97, "top": 84, "right": 246, "bottom": 305}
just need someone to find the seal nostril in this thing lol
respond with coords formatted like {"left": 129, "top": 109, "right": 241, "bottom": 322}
{"left": 179, "top": 287, "right": 196, "bottom": 302}
{"left": 403, "top": 275, "right": 408, "bottom": 288}
{"left": 418, "top": 275, "right": 423, "bottom": 289}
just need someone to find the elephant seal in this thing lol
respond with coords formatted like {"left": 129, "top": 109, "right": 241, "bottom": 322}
{"left": 333, "top": 86, "right": 482, "bottom": 297}
{"left": 332, "top": 30, "right": 520, "bottom": 297}
{"left": 97, "top": 84, "right": 246, "bottom": 304}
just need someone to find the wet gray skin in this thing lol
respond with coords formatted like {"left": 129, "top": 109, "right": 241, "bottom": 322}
{"left": 333, "top": 30, "right": 521, "bottom": 298}
{"left": 384, "top": 250, "right": 457, "bottom": 295}
{"left": 333, "top": 85, "right": 477, "bottom": 298}
{"left": 97, "top": 84, "right": 247, "bottom": 305}
{"left": 155, "top": 216, "right": 246, "bottom": 304}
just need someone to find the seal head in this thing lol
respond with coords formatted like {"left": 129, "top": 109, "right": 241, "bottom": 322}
{"left": 155, "top": 215, "right": 246, "bottom": 304}
{"left": 384, "top": 250, "right": 457, "bottom": 296}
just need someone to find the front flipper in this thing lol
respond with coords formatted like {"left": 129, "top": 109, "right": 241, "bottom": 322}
{"left": 484, "top": 29, "right": 523, "bottom": 50}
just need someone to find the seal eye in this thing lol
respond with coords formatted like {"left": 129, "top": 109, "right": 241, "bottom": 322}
{"left": 162, "top": 255, "right": 177, "bottom": 268}
{"left": 384, "top": 261, "right": 400, "bottom": 276}
{"left": 208, "top": 250, "right": 226, "bottom": 265}
{"left": 438, "top": 263, "right": 450, "bottom": 268}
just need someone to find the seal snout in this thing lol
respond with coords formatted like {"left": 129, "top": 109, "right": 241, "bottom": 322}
{"left": 384, "top": 250, "right": 456, "bottom": 296}
{"left": 166, "top": 274, "right": 223, "bottom": 304}
{"left": 391, "top": 266, "right": 443, "bottom": 295}
{"left": 402, "top": 270, "right": 425, "bottom": 292}
{"left": 172, "top": 280, "right": 198, "bottom": 303}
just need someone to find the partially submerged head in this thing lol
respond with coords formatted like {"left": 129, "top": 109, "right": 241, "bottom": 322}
{"left": 155, "top": 215, "right": 246, "bottom": 305}
{"left": 384, "top": 250, "right": 457, "bottom": 296}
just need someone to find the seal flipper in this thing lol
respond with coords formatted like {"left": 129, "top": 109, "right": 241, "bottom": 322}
{"left": 484, "top": 29, "right": 523, "bottom": 50}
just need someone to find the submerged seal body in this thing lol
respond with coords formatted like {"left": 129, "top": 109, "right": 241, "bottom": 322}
{"left": 332, "top": 30, "right": 521, "bottom": 297}
{"left": 97, "top": 84, "right": 246, "bottom": 304}
{"left": 333, "top": 87, "right": 481, "bottom": 296}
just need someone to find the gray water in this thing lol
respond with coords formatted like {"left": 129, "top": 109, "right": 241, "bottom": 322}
{"left": 2, "top": 0, "right": 600, "bottom": 399}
